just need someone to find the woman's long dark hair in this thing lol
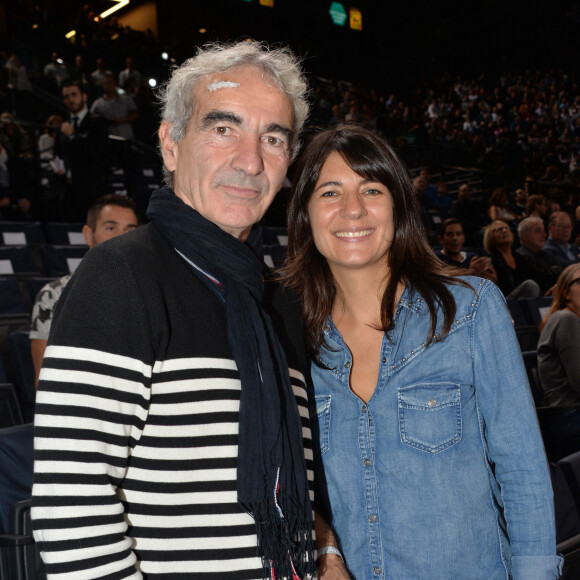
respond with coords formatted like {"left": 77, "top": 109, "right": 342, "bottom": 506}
{"left": 282, "top": 124, "right": 471, "bottom": 355}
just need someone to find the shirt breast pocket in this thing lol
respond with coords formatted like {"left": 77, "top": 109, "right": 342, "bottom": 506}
{"left": 312, "top": 395, "right": 332, "bottom": 456}
{"left": 398, "top": 382, "right": 462, "bottom": 454}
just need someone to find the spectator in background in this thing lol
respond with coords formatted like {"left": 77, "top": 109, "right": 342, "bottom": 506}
{"left": 436, "top": 218, "right": 497, "bottom": 282}
{"left": 509, "top": 187, "right": 528, "bottom": 218}
{"left": 488, "top": 187, "right": 519, "bottom": 223}
{"left": 30, "top": 194, "right": 138, "bottom": 386}
{"left": 38, "top": 114, "right": 66, "bottom": 221}
{"left": 37, "top": 115, "right": 63, "bottom": 162}
{"left": 451, "top": 183, "right": 489, "bottom": 246}
{"left": 90, "top": 57, "right": 112, "bottom": 96}
{"left": 69, "top": 55, "right": 90, "bottom": 93}
{"left": 418, "top": 167, "right": 439, "bottom": 204}
{"left": 118, "top": 56, "right": 142, "bottom": 95}
{"left": 90, "top": 73, "right": 138, "bottom": 140}
{"left": 43, "top": 51, "right": 70, "bottom": 89}
{"left": 571, "top": 205, "right": 580, "bottom": 246}
{"left": 5, "top": 54, "right": 33, "bottom": 119}
{"left": 56, "top": 80, "right": 109, "bottom": 220}
{"left": 432, "top": 179, "right": 453, "bottom": 213}
{"left": 538, "top": 263, "right": 580, "bottom": 459}
{"left": 526, "top": 193, "right": 549, "bottom": 219}
{"left": 0, "top": 112, "right": 33, "bottom": 217}
{"left": 516, "top": 216, "right": 561, "bottom": 294}
{"left": 544, "top": 211, "right": 580, "bottom": 268}
{"left": 484, "top": 219, "right": 540, "bottom": 299}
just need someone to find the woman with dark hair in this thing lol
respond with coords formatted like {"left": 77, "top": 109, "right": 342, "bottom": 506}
{"left": 283, "top": 125, "right": 562, "bottom": 579}
{"left": 537, "top": 263, "right": 580, "bottom": 459}
{"left": 488, "top": 187, "right": 519, "bottom": 223}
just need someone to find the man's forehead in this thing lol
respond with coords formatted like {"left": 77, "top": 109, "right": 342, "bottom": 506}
{"left": 191, "top": 67, "right": 293, "bottom": 129}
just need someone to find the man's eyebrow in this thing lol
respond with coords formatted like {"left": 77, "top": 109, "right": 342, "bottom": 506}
{"left": 264, "top": 123, "right": 293, "bottom": 140}
{"left": 200, "top": 110, "right": 242, "bottom": 130}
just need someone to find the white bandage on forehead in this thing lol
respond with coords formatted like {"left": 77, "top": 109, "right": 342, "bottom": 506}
{"left": 207, "top": 81, "right": 240, "bottom": 92}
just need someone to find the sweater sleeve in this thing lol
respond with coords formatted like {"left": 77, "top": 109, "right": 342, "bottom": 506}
{"left": 31, "top": 243, "right": 154, "bottom": 579}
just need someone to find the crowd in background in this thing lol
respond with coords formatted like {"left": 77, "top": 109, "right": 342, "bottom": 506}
{"left": 1, "top": 9, "right": 580, "bottom": 244}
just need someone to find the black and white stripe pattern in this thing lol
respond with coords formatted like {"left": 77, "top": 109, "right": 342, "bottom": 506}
{"left": 31, "top": 225, "right": 314, "bottom": 579}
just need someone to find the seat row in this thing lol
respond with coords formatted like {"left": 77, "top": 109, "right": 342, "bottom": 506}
{"left": 0, "top": 222, "right": 86, "bottom": 247}
{"left": 0, "top": 245, "right": 87, "bottom": 280}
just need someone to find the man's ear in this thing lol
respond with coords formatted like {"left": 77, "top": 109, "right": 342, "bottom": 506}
{"left": 82, "top": 225, "right": 94, "bottom": 248}
{"left": 159, "top": 121, "right": 178, "bottom": 172}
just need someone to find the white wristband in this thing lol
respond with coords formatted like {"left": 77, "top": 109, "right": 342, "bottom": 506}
{"left": 316, "top": 546, "right": 344, "bottom": 563}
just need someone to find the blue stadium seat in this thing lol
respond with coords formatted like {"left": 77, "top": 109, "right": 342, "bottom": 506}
{"left": 0, "top": 247, "right": 40, "bottom": 276}
{"left": 0, "top": 279, "right": 26, "bottom": 315}
{"left": 0, "top": 223, "right": 45, "bottom": 247}
{"left": 43, "top": 223, "right": 86, "bottom": 246}
{"left": 7, "top": 332, "right": 35, "bottom": 422}
{"left": 38, "top": 245, "right": 88, "bottom": 277}
{"left": 0, "top": 383, "right": 23, "bottom": 428}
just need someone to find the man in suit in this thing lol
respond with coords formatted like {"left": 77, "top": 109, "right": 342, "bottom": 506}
{"left": 543, "top": 211, "right": 580, "bottom": 268}
{"left": 56, "top": 80, "right": 108, "bottom": 220}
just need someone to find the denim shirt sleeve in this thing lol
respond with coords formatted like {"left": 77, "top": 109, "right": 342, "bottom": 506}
{"left": 511, "top": 555, "right": 564, "bottom": 580}
{"left": 472, "top": 281, "right": 564, "bottom": 578}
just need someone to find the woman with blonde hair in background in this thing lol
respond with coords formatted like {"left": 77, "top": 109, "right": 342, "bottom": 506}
{"left": 538, "top": 263, "right": 580, "bottom": 459}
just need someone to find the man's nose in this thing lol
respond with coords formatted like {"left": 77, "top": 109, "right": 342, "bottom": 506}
{"left": 231, "top": 134, "right": 264, "bottom": 176}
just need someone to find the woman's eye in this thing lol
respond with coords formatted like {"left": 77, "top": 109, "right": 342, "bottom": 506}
{"left": 321, "top": 190, "right": 337, "bottom": 197}
{"left": 365, "top": 188, "right": 382, "bottom": 195}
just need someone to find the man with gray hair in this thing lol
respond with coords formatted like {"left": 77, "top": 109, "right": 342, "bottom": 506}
{"left": 516, "top": 216, "right": 561, "bottom": 294}
{"left": 32, "top": 41, "right": 316, "bottom": 579}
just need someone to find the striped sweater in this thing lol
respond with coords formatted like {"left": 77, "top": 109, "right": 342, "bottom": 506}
{"left": 31, "top": 223, "right": 314, "bottom": 579}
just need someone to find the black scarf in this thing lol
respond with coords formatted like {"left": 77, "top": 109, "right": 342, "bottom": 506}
{"left": 147, "top": 188, "right": 315, "bottom": 579}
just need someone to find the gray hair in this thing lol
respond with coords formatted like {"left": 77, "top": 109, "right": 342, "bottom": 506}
{"left": 158, "top": 40, "right": 309, "bottom": 187}
{"left": 518, "top": 216, "right": 543, "bottom": 238}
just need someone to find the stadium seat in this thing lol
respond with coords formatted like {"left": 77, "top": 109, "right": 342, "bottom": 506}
{"left": 7, "top": 332, "right": 35, "bottom": 422}
{"left": 38, "top": 245, "right": 88, "bottom": 277}
{"left": 0, "top": 383, "right": 23, "bottom": 429}
{"left": 0, "top": 279, "right": 26, "bottom": 315}
{"left": 0, "top": 248, "right": 40, "bottom": 277}
{"left": 43, "top": 223, "right": 86, "bottom": 246}
{"left": 0, "top": 223, "right": 45, "bottom": 247}
{"left": 519, "top": 297, "right": 553, "bottom": 327}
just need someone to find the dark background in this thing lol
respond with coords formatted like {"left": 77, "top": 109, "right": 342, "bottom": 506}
{"left": 155, "top": 0, "right": 580, "bottom": 89}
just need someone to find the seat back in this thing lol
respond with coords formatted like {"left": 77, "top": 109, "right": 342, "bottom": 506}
{"left": 7, "top": 332, "right": 35, "bottom": 422}
{"left": 0, "top": 384, "right": 23, "bottom": 428}
{"left": 38, "top": 245, "right": 88, "bottom": 277}
{"left": 0, "top": 248, "right": 39, "bottom": 277}
{"left": 0, "top": 279, "right": 26, "bottom": 316}
{"left": 554, "top": 451, "right": 580, "bottom": 579}
{"left": 519, "top": 297, "right": 553, "bottom": 327}
{"left": 43, "top": 223, "right": 86, "bottom": 246}
{"left": 0, "top": 223, "right": 45, "bottom": 247}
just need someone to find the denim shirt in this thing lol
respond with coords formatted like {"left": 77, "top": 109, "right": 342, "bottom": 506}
{"left": 311, "top": 277, "right": 563, "bottom": 580}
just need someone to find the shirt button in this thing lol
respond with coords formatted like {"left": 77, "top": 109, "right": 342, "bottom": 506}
{"left": 364, "top": 458, "right": 372, "bottom": 466}
{"left": 382, "top": 357, "right": 386, "bottom": 363}
{"left": 361, "top": 405, "right": 367, "bottom": 413}
{"left": 369, "top": 514, "right": 377, "bottom": 522}
{"left": 344, "top": 361, "right": 351, "bottom": 368}
{"left": 428, "top": 399, "right": 437, "bottom": 407}
{"left": 374, "top": 567, "right": 382, "bottom": 574}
